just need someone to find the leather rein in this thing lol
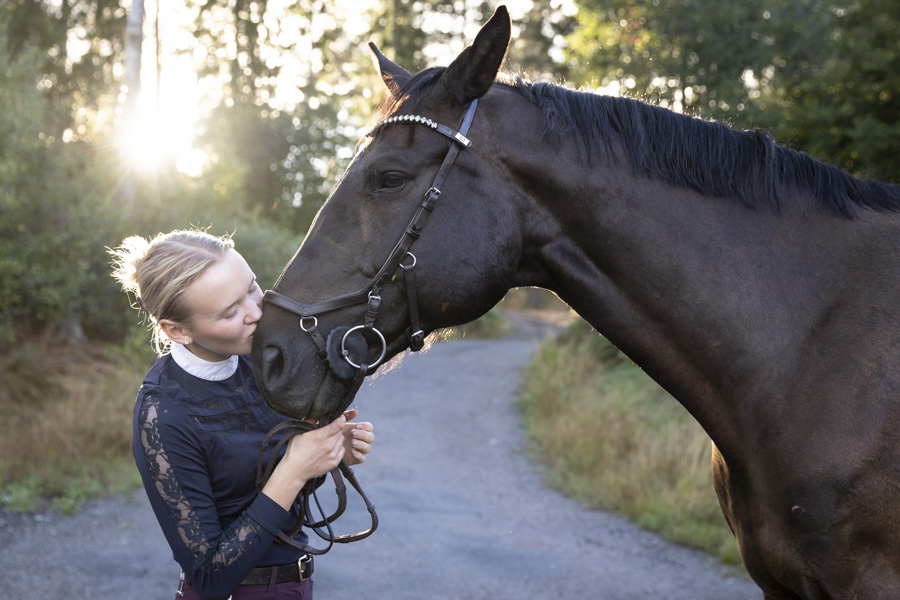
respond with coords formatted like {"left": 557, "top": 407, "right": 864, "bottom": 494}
{"left": 255, "top": 99, "right": 479, "bottom": 554}
{"left": 255, "top": 419, "right": 377, "bottom": 555}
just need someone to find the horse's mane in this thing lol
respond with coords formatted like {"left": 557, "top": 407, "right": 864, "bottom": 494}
{"left": 511, "top": 78, "right": 900, "bottom": 218}
{"left": 374, "top": 67, "right": 900, "bottom": 218}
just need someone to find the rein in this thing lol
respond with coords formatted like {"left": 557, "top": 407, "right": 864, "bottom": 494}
{"left": 255, "top": 419, "right": 378, "bottom": 555}
{"left": 255, "top": 99, "right": 479, "bottom": 553}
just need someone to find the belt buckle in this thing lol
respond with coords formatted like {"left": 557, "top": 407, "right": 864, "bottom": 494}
{"left": 297, "top": 555, "right": 309, "bottom": 582}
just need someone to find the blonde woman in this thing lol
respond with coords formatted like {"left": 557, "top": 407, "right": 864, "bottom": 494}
{"left": 110, "top": 229, "right": 374, "bottom": 600}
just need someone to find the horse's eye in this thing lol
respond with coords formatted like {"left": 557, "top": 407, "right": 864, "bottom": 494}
{"left": 381, "top": 172, "right": 407, "bottom": 189}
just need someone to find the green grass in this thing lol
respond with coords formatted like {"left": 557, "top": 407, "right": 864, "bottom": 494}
{"left": 0, "top": 339, "right": 149, "bottom": 513}
{"left": 518, "top": 319, "right": 744, "bottom": 566}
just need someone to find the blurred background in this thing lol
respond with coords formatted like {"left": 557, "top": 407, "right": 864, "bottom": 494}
{"left": 2, "top": 0, "right": 898, "bottom": 353}
{"left": 1, "top": 0, "right": 897, "bottom": 564}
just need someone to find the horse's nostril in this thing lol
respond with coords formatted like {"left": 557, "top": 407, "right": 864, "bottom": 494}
{"left": 262, "top": 345, "right": 285, "bottom": 381}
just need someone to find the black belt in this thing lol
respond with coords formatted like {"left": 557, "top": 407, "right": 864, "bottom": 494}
{"left": 239, "top": 555, "right": 313, "bottom": 586}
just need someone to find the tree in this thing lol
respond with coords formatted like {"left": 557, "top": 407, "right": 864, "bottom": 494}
{"left": 567, "top": 0, "right": 832, "bottom": 125}
{"left": 3, "top": 0, "right": 127, "bottom": 144}
{"left": 506, "top": 1, "right": 577, "bottom": 79}
{"left": 0, "top": 27, "right": 112, "bottom": 343}
{"left": 565, "top": 0, "right": 898, "bottom": 180}
{"left": 783, "top": 0, "right": 900, "bottom": 180}
{"left": 188, "top": 0, "right": 363, "bottom": 226}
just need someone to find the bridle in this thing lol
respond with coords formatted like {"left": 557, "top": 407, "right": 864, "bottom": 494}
{"left": 254, "top": 99, "right": 479, "bottom": 554}
{"left": 262, "top": 99, "right": 479, "bottom": 392}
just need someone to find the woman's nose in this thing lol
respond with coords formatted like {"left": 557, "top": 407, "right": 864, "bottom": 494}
{"left": 247, "top": 297, "right": 263, "bottom": 323}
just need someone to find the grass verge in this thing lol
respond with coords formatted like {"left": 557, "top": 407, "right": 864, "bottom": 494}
{"left": 518, "top": 319, "right": 743, "bottom": 566}
{"left": 0, "top": 338, "right": 149, "bottom": 513}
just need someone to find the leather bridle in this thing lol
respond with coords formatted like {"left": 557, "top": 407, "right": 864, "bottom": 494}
{"left": 263, "top": 99, "right": 478, "bottom": 386}
{"left": 255, "top": 99, "right": 479, "bottom": 554}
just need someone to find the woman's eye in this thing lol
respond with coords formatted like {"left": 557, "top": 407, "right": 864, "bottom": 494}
{"left": 381, "top": 173, "right": 406, "bottom": 189}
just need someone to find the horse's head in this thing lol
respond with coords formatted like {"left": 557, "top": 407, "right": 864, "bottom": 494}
{"left": 252, "top": 7, "right": 524, "bottom": 421}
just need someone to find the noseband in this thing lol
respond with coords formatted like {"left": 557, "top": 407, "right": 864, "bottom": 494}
{"left": 263, "top": 99, "right": 478, "bottom": 380}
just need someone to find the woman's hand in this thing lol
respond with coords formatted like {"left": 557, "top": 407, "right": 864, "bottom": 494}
{"left": 342, "top": 409, "right": 375, "bottom": 466}
{"left": 262, "top": 415, "right": 347, "bottom": 510}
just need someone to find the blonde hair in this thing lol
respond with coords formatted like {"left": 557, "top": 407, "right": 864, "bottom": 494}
{"left": 109, "top": 229, "right": 235, "bottom": 354}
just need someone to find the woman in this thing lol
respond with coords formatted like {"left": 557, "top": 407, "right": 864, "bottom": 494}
{"left": 110, "top": 229, "right": 375, "bottom": 600}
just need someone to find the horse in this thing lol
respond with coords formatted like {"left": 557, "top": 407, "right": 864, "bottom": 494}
{"left": 251, "top": 6, "right": 900, "bottom": 598}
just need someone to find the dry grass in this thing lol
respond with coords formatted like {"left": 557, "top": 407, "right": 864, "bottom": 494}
{"left": 0, "top": 339, "right": 147, "bottom": 512}
{"left": 518, "top": 319, "right": 743, "bottom": 566}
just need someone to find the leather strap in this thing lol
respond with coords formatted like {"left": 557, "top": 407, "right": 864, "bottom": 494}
{"left": 239, "top": 556, "right": 313, "bottom": 586}
{"left": 255, "top": 368, "right": 377, "bottom": 557}
{"left": 262, "top": 98, "right": 479, "bottom": 322}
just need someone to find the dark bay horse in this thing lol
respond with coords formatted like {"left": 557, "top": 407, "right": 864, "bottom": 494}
{"left": 252, "top": 6, "right": 900, "bottom": 598}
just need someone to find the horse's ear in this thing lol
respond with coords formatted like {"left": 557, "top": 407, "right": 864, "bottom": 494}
{"left": 440, "top": 5, "right": 511, "bottom": 104}
{"left": 369, "top": 42, "right": 411, "bottom": 100}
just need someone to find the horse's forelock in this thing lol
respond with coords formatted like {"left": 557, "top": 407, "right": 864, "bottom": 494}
{"left": 371, "top": 66, "right": 448, "bottom": 127}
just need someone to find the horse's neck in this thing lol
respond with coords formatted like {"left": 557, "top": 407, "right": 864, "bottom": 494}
{"left": 516, "top": 156, "right": 895, "bottom": 451}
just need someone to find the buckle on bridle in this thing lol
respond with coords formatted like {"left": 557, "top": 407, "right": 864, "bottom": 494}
{"left": 409, "top": 329, "right": 425, "bottom": 351}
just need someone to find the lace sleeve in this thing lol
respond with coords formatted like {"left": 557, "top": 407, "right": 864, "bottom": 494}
{"left": 135, "top": 394, "right": 287, "bottom": 599}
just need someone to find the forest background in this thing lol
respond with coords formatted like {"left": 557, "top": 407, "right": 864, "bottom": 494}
{"left": 1, "top": 0, "right": 898, "bottom": 550}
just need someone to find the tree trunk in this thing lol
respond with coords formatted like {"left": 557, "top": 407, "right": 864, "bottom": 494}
{"left": 121, "top": 0, "right": 145, "bottom": 200}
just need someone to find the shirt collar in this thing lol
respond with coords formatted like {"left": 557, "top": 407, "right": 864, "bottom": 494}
{"left": 169, "top": 342, "right": 239, "bottom": 381}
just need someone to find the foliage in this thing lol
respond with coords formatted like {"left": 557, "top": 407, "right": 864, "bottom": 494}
{"left": 0, "top": 16, "right": 306, "bottom": 346}
{"left": 0, "top": 31, "right": 108, "bottom": 344}
{"left": 781, "top": 0, "right": 900, "bottom": 179}
{"left": 506, "top": 1, "right": 578, "bottom": 78}
{"left": 567, "top": 0, "right": 831, "bottom": 124}
{"left": 565, "top": 0, "right": 898, "bottom": 180}
{"left": 2, "top": 0, "right": 126, "bottom": 142}
{"left": 519, "top": 319, "right": 743, "bottom": 565}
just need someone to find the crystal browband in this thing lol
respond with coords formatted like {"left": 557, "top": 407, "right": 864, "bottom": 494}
{"left": 367, "top": 112, "right": 473, "bottom": 148}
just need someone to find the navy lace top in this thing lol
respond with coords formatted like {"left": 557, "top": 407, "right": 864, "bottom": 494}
{"left": 132, "top": 348, "right": 307, "bottom": 600}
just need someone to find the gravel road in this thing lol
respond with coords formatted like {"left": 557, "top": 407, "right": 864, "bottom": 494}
{"left": 0, "top": 318, "right": 761, "bottom": 599}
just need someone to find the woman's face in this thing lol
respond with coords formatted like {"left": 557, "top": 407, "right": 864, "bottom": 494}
{"left": 178, "top": 249, "right": 264, "bottom": 361}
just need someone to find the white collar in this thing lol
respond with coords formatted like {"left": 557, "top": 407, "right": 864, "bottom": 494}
{"left": 169, "top": 342, "right": 239, "bottom": 381}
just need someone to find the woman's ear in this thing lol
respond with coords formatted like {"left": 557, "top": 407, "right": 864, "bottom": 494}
{"left": 159, "top": 319, "right": 192, "bottom": 346}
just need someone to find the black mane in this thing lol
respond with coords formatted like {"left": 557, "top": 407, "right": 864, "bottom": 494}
{"left": 375, "top": 67, "right": 900, "bottom": 218}
{"left": 512, "top": 78, "right": 900, "bottom": 218}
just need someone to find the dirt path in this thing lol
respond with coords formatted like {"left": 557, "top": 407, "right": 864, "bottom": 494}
{"left": 0, "top": 320, "right": 760, "bottom": 599}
